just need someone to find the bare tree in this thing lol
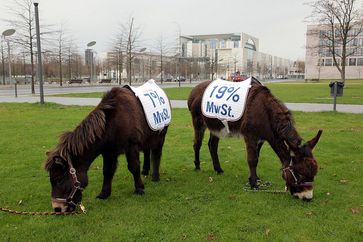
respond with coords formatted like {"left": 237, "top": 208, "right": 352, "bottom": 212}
{"left": 296, "top": 60, "right": 305, "bottom": 73}
{"left": 4, "top": 0, "right": 56, "bottom": 92}
{"left": 110, "top": 33, "right": 124, "bottom": 84}
{"left": 120, "top": 17, "right": 142, "bottom": 85}
{"left": 53, "top": 24, "right": 70, "bottom": 86}
{"left": 4, "top": 0, "right": 36, "bottom": 93}
{"left": 307, "top": 0, "right": 363, "bottom": 83}
{"left": 154, "top": 34, "right": 170, "bottom": 84}
{"left": 64, "top": 40, "right": 82, "bottom": 80}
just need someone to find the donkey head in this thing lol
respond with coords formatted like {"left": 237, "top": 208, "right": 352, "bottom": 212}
{"left": 282, "top": 130, "right": 322, "bottom": 201}
{"left": 45, "top": 152, "right": 87, "bottom": 212}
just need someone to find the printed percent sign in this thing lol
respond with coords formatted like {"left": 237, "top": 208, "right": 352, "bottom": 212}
{"left": 209, "top": 85, "right": 240, "bottom": 102}
{"left": 144, "top": 91, "right": 165, "bottom": 107}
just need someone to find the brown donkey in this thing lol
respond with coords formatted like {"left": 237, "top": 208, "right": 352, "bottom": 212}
{"left": 45, "top": 86, "right": 169, "bottom": 212}
{"left": 188, "top": 78, "right": 322, "bottom": 200}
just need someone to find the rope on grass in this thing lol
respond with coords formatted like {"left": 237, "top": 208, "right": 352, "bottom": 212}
{"left": 0, "top": 203, "right": 86, "bottom": 215}
{"left": 243, "top": 180, "right": 287, "bottom": 194}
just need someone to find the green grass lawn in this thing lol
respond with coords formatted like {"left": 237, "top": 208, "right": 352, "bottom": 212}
{"left": 51, "top": 80, "right": 363, "bottom": 105}
{"left": 267, "top": 81, "right": 363, "bottom": 105}
{"left": 0, "top": 103, "right": 362, "bottom": 241}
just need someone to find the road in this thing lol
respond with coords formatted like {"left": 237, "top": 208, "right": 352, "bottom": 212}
{"left": 0, "top": 81, "right": 197, "bottom": 97}
{"left": 0, "top": 80, "right": 362, "bottom": 113}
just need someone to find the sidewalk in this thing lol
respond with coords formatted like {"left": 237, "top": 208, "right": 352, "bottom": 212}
{"left": 0, "top": 96, "right": 362, "bottom": 113}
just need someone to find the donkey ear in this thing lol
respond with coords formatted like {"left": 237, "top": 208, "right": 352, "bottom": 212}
{"left": 54, "top": 157, "right": 65, "bottom": 168}
{"left": 307, "top": 130, "right": 323, "bottom": 150}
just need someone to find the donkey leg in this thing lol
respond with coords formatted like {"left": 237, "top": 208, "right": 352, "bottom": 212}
{"left": 142, "top": 148, "right": 151, "bottom": 176}
{"left": 192, "top": 118, "right": 205, "bottom": 170}
{"left": 97, "top": 153, "right": 118, "bottom": 199}
{"left": 126, "top": 148, "right": 145, "bottom": 195}
{"left": 244, "top": 137, "right": 260, "bottom": 189}
{"left": 255, "top": 140, "right": 265, "bottom": 182}
{"left": 208, "top": 133, "right": 224, "bottom": 174}
{"left": 150, "top": 147, "right": 162, "bottom": 182}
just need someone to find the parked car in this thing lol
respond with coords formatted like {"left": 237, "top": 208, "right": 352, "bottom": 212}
{"left": 175, "top": 76, "right": 186, "bottom": 82}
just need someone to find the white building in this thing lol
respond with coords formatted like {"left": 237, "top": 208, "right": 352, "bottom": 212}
{"left": 180, "top": 32, "right": 292, "bottom": 79}
{"left": 305, "top": 24, "right": 363, "bottom": 80}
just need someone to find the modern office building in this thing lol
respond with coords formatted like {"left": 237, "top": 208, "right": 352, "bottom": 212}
{"left": 180, "top": 32, "right": 292, "bottom": 79}
{"left": 104, "top": 32, "right": 293, "bottom": 82}
{"left": 305, "top": 24, "right": 363, "bottom": 80}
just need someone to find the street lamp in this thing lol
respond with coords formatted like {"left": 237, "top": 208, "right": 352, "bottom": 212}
{"left": 86, "top": 41, "right": 96, "bottom": 83}
{"left": 2, "top": 28, "right": 16, "bottom": 97}
{"left": 1, "top": 36, "right": 5, "bottom": 85}
{"left": 34, "top": 1, "right": 45, "bottom": 104}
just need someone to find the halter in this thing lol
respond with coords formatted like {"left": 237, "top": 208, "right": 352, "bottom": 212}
{"left": 51, "top": 164, "right": 84, "bottom": 207}
{"left": 282, "top": 160, "right": 313, "bottom": 188}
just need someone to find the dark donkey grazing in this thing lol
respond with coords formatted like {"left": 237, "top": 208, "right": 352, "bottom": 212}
{"left": 188, "top": 79, "right": 322, "bottom": 200}
{"left": 45, "top": 87, "right": 168, "bottom": 212}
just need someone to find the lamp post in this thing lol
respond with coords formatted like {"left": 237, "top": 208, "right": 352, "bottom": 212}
{"left": 1, "top": 37, "right": 5, "bottom": 85}
{"left": 2, "top": 29, "right": 16, "bottom": 97}
{"left": 34, "top": 1, "right": 45, "bottom": 104}
{"left": 86, "top": 41, "right": 96, "bottom": 83}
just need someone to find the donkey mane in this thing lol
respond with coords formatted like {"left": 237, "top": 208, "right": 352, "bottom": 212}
{"left": 252, "top": 84, "right": 302, "bottom": 148}
{"left": 45, "top": 90, "right": 118, "bottom": 170}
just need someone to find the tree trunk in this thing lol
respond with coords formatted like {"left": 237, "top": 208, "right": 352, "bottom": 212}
{"left": 1, "top": 44, "right": 5, "bottom": 85}
{"left": 30, "top": 36, "right": 35, "bottom": 94}
{"left": 160, "top": 54, "right": 163, "bottom": 84}
{"left": 59, "top": 54, "right": 63, "bottom": 86}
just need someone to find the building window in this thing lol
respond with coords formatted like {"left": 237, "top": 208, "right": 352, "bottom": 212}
{"left": 357, "top": 58, "right": 363, "bottom": 65}
{"left": 182, "top": 43, "right": 186, "bottom": 57}
{"left": 210, "top": 40, "right": 217, "bottom": 49}
{"left": 234, "top": 41, "right": 239, "bottom": 48}
{"left": 320, "top": 30, "right": 326, "bottom": 38}
{"left": 220, "top": 40, "right": 225, "bottom": 48}
{"left": 349, "top": 58, "right": 356, "bottom": 66}
{"left": 319, "top": 58, "right": 325, "bottom": 66}
{"left": 324, "top": 58, "right": 332, "bottom": 66}
{"left": 244, "top": 38, "right": 256, "bottom": 51}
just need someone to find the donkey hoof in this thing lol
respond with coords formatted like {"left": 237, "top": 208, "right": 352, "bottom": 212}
{"left": 96, "top": 192, "right": 110, "bottom": 200}
{"left": 141, "top": 170, "right": 149, "bottom": 176}
{"left": 194, "top": 162, "right": 200, "bottom": 170}
{"left": 134, "top": 189, "right": 145, "bottom": 195}
{"left": 250, "top": 184, "right": 259, "bottom": 190}
{"left": 216, "top": 169, "right": 224, "bottom": 174}
{"left": 194, "top": 167, "right": 201, "bottom": 172}
{"left": 151, "top": 175, "right": 160, "bottom": 182}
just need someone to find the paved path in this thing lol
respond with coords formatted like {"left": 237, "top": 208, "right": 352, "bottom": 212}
{"left": 0, "top": 95, "right": 362, "bottom": 113}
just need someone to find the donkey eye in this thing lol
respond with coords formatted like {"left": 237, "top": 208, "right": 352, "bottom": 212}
{"left": 50, "top": 170, "right": 67, "bottom": 185}
{"left": 56, "top": 172, "right": 68, "bottom": 184}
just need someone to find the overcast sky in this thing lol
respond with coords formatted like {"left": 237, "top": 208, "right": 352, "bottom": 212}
{"left": 1, "top": 0, "right": 318, "bottom": 60}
